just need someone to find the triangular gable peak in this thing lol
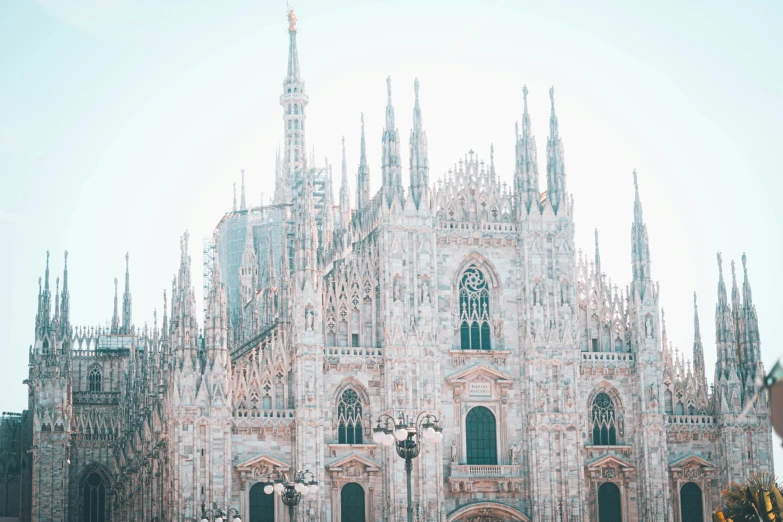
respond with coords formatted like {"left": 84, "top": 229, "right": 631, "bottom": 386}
{"left": 235, "top": 453, "right": 290, "bottom": 475}
{"left": 586, "top": 454, "right": 635, "bottom": 472}
{"left": 326, "top": 453, "right": 380, "bottom": 473}
{"left": 446, "top": 363, "right": 514, "bottom": 384}
{"left": 669, "top": 453, "right": 717, "bottom": 472}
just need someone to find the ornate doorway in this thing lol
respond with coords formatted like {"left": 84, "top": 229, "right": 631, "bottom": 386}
{"left": 598, "top": 482, "right": 622, "bottom": 522}
{"left": 249, "top": 483, "right": 274, "bottom": 522}
{"left": 680, "top": 482, "right": 703, "bottom": 522}
{"left": 340, "top": 482, "right": 365, "bottom": 522}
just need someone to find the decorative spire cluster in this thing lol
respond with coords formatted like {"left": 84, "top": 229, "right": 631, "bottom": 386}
{"left": 409, "top": 78, "right": 429, "bottom": 209}
{"left": 515, "top": 85, "right": 541, "bottom": 215}
{"left": 546, "top": 87, "right": 566, "bottom": 214}
{"left": 381, "top": 76, "right": 403, "bottom": 206}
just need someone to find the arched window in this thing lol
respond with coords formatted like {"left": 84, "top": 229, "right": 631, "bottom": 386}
{"left": 294, "top": 104, "right": 299, "bottom": 114}
{"left": 465, "top": 406, "right": 497, "bottom": 465}
{"left": 459, "top": 266, "right": 491, "bottom": 350}
{"left": 680, "top": 482, "right": 703, "bottom": 522}
{"left": 89, "top": 367, "right": 102, "bottom": 392}
{"left": 341, "top": 483, "right": 365, "bottom": 522}
{"left": 337, "top": 389, "right": 363, "bottom": 444}
{"left": 598, "top": 482, "right": 622, "bottom": 522}
{"left": 591, "top": 393, "right": 617, "bottom": 445}
{"left": 249, "top": 482, "right": 275, "bottom": 522}
{"left": 82, "top": 472, "right": 106, "bottom": 522}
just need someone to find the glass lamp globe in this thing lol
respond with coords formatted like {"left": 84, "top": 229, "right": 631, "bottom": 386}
{"left": 372, "top": 429, "right": 385, "bottom": 444}
{"left": 308, "top": 484, "right": 318, "bottom": 494}
{"left": 274, "top": 482, "right": 285, "bottom": 494}
{"left": 215, "top": 517, "right": 223, "bottom": 522}
{"left": 233, "top": 517, "right": 242, "bottom": 522}
{"left": 297, "top": 482, "right": 306, "bottom": 493}
{"left": 383, "top": 433, "right": 395, "bottom": 446}
{"left": 264, "top": 484, "right": 273, "bottom": 495}
{"left": 201, "top": 518, "right": 209, "bottom": 522}
{"left": 393, "top": 427, "right": 408, "bottom": 441}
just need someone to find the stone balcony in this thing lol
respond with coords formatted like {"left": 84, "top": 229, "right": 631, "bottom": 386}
{"left": 73, "top": 391, "right": 120, "bottom": 405}
{"left": 666, "top": 415, "right": 715, "bottom": 425}
{"left": 580, "top": 351, "right": 634, "bottom": 377}
{"left": 448, "top": 463, "right": 523, "bottom": 493}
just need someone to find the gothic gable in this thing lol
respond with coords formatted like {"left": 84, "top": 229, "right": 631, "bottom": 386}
{"left": 235, "top": 453, "right": 290, "bottom": 475}
{"left": 669, "top": 453, "right": 717, "bottom": 472}
{"left": 326, "top": 453, "right": 380, "bottom": 473}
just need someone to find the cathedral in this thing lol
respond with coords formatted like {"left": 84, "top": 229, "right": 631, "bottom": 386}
{"left": 1, "top": 9, "right": 774, "bottom": 522}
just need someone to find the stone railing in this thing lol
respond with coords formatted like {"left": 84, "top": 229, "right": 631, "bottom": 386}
{"left": 326, "top": 346, "right": 383, "bottom": 358}
{"left": 73, "top": 391, "right": 120, "bottom": 405}
{"left": 450, "top": 464, "right": 522, "bottom": 477}
{"left": 448, "top": 464, "right": 523, "bottom": 493}
{"left": 233, "top": 408, "right": 295, "bottom": 419}
{"left": 667, "top": 415, "right": 715, "bottom": 425}
{"left": 438, "top": 221, "right": 519, "bottom": 233}
{"left": 581, "top": 352, "right": 634, "bottom": 363}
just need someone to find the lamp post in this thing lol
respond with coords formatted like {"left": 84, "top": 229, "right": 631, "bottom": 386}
{"left": 373, "top": 411, "right": 443, "bottom": 522}
{"left": 260, "top": 469, "right": 319, "bottom": 522}
{"left": 200, "top": 503, "right": 241, "bottom": 522}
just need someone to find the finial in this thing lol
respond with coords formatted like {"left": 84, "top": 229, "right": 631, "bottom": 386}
{"left": 125, "top": 252, "right": 129, "bottom": 268}
{"left": 114, "top": 278, "right": 118, "bottom": 292}
{"left": 633, "top": 169, "right": 638, "bottom": 189}
{"left": 549, "top": 86, "right": 555, "bottom": 107}
{"left": 731, "top": 259, "right": 736, "bottom": 279}
{"left": 414, "top": 78, "right": 419, "bottom": 99}
{"left": 717, "top": 251, "right": 723, "bottom": 273}
{"left": 490, "top": 143, "right": 494, "bottom": 160}
{"left": 361, "top": 112, "right": 364, "bottom": 128}
{"left": 523, "top": 84, "right": 529, "bottom": 100}
{"left": 287, "top": 4, "right": 297, "bottom": 32}
{"left": 341, "top": 135, "right": 345, "bottom": 150}
{"left": 386, "top": 76, "right": 392, "bottom": 98}
{"left": 64, "top": 250, "right": 68, "bottom": 267}
{"left": 594, "top": 228, "right": 599, "bottom": 248}
{"left": 694, "top": 291, "right": 697, "bottom": 307}
{"left": 742, "top": 252, "right": 748, "bottom": 273}
{"left": 46, "top": 250, "right": 50, "bottom": 267}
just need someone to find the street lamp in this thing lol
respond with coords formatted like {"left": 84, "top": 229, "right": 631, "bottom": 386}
{"left": 260, "top": 469, "right": 319, "bottom": 522}
{"left": 200, "top": 503, "right": 241, "bottom": 522}
{"left": 373, "top": 411, "right": 443, "bottom": 522}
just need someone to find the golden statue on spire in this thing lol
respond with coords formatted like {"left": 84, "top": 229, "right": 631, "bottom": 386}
{"left": 286, "top": 3, "right": 297, "bottom": 31}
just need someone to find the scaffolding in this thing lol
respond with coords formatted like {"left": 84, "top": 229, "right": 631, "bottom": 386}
{"left": 202, "top": 235, "right": 215, "bottom": 336}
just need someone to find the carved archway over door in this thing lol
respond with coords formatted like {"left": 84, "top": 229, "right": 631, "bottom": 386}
{"left": 448, "top": 502, "right": 530, "bottom": 522}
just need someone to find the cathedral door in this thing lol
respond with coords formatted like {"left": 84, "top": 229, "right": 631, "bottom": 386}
{"left": 598, "top": 482, "right": 621, "bottom": 522}
{"left": 249, "top": 483, "right": 274, "bottom": 522}
{"left": 340, "top": 482, "right": 365, "bottom": 522}
{"left": 680, "top": 482, "right": 704, "bottom": 522}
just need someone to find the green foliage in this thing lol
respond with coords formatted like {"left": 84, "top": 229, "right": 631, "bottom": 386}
{"left": 720, "top": 472, "right": 783, "bottom": 522}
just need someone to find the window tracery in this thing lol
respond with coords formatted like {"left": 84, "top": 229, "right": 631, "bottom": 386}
{"left": 89, "top": 367, "right": 102, "bottom": 392}
{"left": 591, "top": 392, "right": 617, "bottom": 445}
{"left": 337, "top": 389, "right": 363, "bottom": 444}
{"left": 459, "top": 266, "right": 491, "bottom": 350}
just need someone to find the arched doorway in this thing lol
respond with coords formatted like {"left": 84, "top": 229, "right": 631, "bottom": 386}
{"left": 249, "top": 483, "right": 275, "bottom": 522}
{"left": 341, "top": 482, "right": 365, "bottom": 522}
{"left": 598, "top": 482, "right": 622, "bottom": 522}
{"left": 680, "top": 482, "right": 704, "bottom": 522}
{"left": 82, "top": 472, "right": 106, "bottom": 522}
{"left": 465, "top": 406, "right": 497, "bottom": 465}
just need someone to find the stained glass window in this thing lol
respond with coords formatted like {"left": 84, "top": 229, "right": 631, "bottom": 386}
{"left": 465, "top": 406, "right": 497, "bottom": 465}
{"left": 591, "top": 393, "right": 617, "bottom": 445}
{"left": 459, "top": 266, "right": 491, "bottom": 350}
{"left": 82, "top": 473, "right": 106, "bottom": 522}
{"left": 338, "top": 389, "right": 363, "bottom": 444}
{"left": 89, "top": 367, "right": 102, "bottom": 392}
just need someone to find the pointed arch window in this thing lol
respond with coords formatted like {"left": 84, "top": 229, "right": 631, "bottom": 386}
{"left": 82, "top": 472, "right": 106, "bottom": 522}
{"left": 591, "top": 392, "right": 617, "bottom": 445}
{"left": 337, "top": 388, "right": 363, "bottom": 444}
{"left": 89, "top": 367, "right": 102, "bottom": 392}
{"left": 459, "top": 266, "right": 491, "bottom": 350}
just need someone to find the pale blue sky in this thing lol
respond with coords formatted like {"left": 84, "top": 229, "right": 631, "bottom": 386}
{"left": 1, "top": 0, "right": 782, "bottom": 473}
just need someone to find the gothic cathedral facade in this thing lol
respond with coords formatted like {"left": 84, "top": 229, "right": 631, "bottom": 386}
{"left": 6, "top": 11, "right": 773, "bottom": 522}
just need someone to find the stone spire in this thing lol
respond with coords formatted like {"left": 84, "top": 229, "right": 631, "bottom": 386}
{"left": 546, "top": 86, "right": 566, "bottom": 214}
{"left": 594, "top": 229, "right": 601, "bottom": 276}
{"left": 409, "top": 78, "right": 429, "bottom": 209}
{"left": 631, "top": 170, "right": 652, "bottom": 289}
{"left": 205, "top": 249, "right": 228, "bottom": 359}
{"left": 295, "top": 171, "right": 319, "bottom": 290}
{"left": 381, "top": 76, "right": 402, "bottom": 206}
{"left": 122, "top": 253, "right": 132, "bottom": 334}
{"left": 240, "top": 169, "right": 247, "bottom": 210}
{"left": 274, "top": 146, "right": 286, "bottom": 204}
{"left": 714, "top": 252, "right": 741, "bottom": 413}
{"left": 60, "top": 251, "right": 70, "bottom": 337}
{"left": 515, "top": 85, "right": 540, "bottom": 214}
{"left": 233, "top": 183, "right": 237, "bottom": 212}
{"left": 322, "top": 161, "right": 335, "bottom": 251}
{"left": 281, "top": 9, "right": 308, "bottom": 193}
{"left": 739, "top": 253, "right": 763, "bottom": 403}
{"left": 339, "top": 136, "right": 351, "bottom": 231}
{"left": 111, "top": 277, "right": 120, "bottom": 335}
{"left": 692, "top": 292, "right": 708, "bottom": 395}
{"left": 35, "top": 251, "right": 52, "bottom": 341}
{"left": 356, "top": 114, "right": 370, "bottom": 211}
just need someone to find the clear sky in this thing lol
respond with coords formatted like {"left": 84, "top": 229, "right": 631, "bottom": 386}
{"left": 1, "top": 0, "right": 782, "bottom": 475}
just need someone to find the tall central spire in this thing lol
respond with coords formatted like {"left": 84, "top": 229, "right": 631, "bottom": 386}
{"left": 631, "top": 170, "right": 652, "bottom": 288}
{"left": 278, "top": 7, "right": 308, "bottom": 204}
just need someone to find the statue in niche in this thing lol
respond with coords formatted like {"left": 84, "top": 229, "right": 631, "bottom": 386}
{"left": 538, "top": 380, "right": 548, "bottom": 401}
{"left": 306, "top": 376, "right": 314, "bottom": 396}
{"left": 394, "top": 377, "right": 404, "bottom": 394}
{"left": 560, "top": 282, "right": 569, "bottom": 305}
{"left": 645, "top": 315, "right": 653, "bottom": 338}
{"left": 649, "top": 382, "right": 659, "bottom": 406}
{"left": 421, "top": 279, "right": 431, "bottom": 304}
{"left": 393, "top": 279, "right": 402, "bottom": 302}
{"left": 305, "top": 308, "right": 315, "bottom": 331}
{"left": 450, "top": 440, "right": 458, "bottom": 463}
{"left": 492, "top": 310, "right": 503, "bottom": 339}
{"left": 533, "top": 284, "right": 541, "bottom": 306}
{"left": 510, "top": 442, "right": 521, "bottom": 464}
{"left": 565, "top": 381, "right": 573, "bottom": 401}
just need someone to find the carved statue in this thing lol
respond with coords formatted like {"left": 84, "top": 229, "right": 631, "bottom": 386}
{"left": 492, "top": 310, "right": 502, "bottom": 339}
{"left": 645, "top": 315, "right": 653, "bottom": 338}
{"left": 421, "top": 279, "right": 430, "bottom": 304}
{"left": 287, "top": 7, "right": 298, "bottom": 31}
{"left": 533, "top": 284, "right": 541, "bottom": 306}
{"left": 393, "top": 279, "right": 402, "bottom": 302}
{"left": 649, "top": 382, "right": 659, "bottom": 405}
{"left": 305, "top": 308, "right": 315, "bottom": 331}
{"left": 560, "top": 283, "right": 568, "bottom": 305}
{"left": 510, "top": 442, "right": 520, "bottom": 464}
{"left": 450, "top": 440, "right": 458, "bottom": 463}
{"left": 306, "top": 376, "right": 314, "bottom": 395}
